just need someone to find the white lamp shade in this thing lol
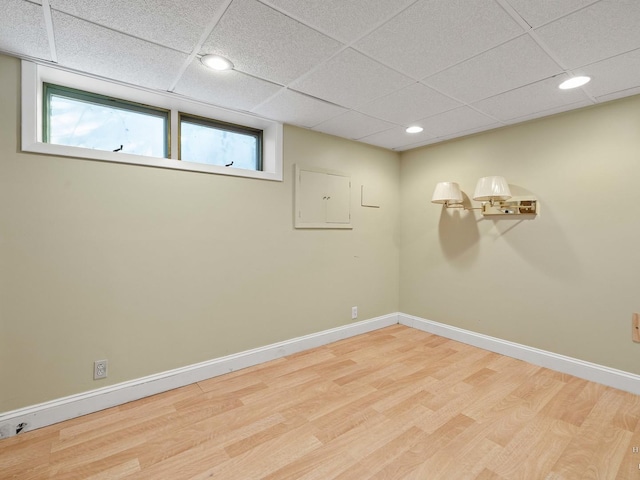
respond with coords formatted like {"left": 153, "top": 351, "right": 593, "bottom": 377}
{"left": 431, "top": 182, "right": 463, "bottom": 204}
{"left": 473, "top": 176, "right": 512, "bottom": 201}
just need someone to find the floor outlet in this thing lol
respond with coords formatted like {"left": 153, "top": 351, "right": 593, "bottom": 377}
{"left": 94, "top": 359, "right": 108, "bottom": 380}
{"left": 352, "top": 306, "right": 358, "bottom": 320}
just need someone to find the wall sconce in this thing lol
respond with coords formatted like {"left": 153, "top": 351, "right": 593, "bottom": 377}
{"left": 432, "top": 176, "right": 538, "bottom": 216}
{"left": 431, "top": 181, "right": 463, "bottom": 208}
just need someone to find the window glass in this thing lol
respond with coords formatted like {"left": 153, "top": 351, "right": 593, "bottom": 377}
{"left": 44, "top": 84, "right": 168, "bottom": 158}
{"left": 180, "top": 115, "right": 262, "bottom": 171}
{"left": 24, "top": 63, "right": 282, "bottom": 180}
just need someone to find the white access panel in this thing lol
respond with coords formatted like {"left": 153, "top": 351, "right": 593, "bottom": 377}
{"left": 298, "top": 169, "right": 327, "bottom": 224}
{"left": 326, "top": 173, "right": 351, "bottom": 224}
{"left": 295, "top": 165, "right": 352, "bottom": 229}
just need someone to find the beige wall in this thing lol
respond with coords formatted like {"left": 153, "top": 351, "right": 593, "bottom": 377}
{"left": 4, "top": 46, "right": 640, "bottom": 414}
{"left": 400, "top": 94, "right": 640, "bottom": 374}
{"left": 0, "top": 54, "right": 400, "bottom": 412}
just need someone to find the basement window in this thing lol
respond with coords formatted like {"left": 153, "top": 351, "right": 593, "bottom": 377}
{"left": 44, "top": 83, "right": 169, "bottom": 158}
{"left": 179, "top": 113, "right": 262, "bottom": 171}
{"left": 21, "top": 61, "right": 283, "bottom": 181}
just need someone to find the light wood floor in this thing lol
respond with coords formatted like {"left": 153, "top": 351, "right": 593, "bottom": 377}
{"left": 2, "top": 325, "right": 640, "bottom": 479}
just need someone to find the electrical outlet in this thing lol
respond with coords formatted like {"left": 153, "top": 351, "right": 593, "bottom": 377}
{"left": 94, "top": 359, "right": 108, "bottom": 380}
{"left": 352, "top": 306, "right": 358, "bottom": 320}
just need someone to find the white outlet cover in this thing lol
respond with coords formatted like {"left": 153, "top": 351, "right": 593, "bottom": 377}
{"left": 94, "top": 360, "right": 108, "bottom": 379}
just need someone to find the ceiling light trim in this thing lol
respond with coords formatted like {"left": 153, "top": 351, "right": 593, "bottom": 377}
{"left": 200, "top": 54, "right": 234, "bottom": 71}
{"left": 559, "top": 75, "right": 591, "bottom": 90}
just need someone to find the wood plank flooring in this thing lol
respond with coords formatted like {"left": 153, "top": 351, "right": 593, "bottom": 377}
{"left": 2, "top": 325, "right": 640, "bottom": 479}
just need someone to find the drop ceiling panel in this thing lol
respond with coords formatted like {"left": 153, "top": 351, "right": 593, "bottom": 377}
{"left": 290, "top": 48, "right": 413, "bottom": 109}
{"left": 355, "top": 0, "right": 525, "bottom": 79}
{"left": 356, "top": 82, "right": 461, "bottom": 125}
{"left": 52, "top": 11, "right": 188, "bottom": 91}
{"left": 473, "top": 76, "right": 593, "bottom": 122}
{"left": 50, "top": 0, "right": 227, "bottom": 53}
{"left": 398, "top": 138, "right": 444, "bottom": 151}
{"left": 252, "top": 89, "right": 346, "bottom": 128}
{"left": 313, "top": 111, "right": 396, "bottom": 140}
{"left": 432, "top": 123, "right": 505, "bottom": 144}
{"left": 505, "top": 0, "right": 597, "bottom": 28}
{"left": 535, "top": 1, "right": 640, "bottom": 69}
{"left": 0, "top": 0, "right": 51, "bottom": 60}
{"left": 417, "top": 107, "right": 500, "bottom": 138}
{"left": 201, "top": 0, "right": 342, "bottom": 85}
{"left": 174, "top": 60, "right": 282, "bottom": 111}
{"left": 359, "top": 126, "right": 436, "bottom": 150}
{"left": 260, "top": 0, "right": 415, "bottom": 43}
{"left": 505, "top": 99, "right": 594, "bottom": 125}
{"left": 578, "top": 48, "right": 640, "bottom": 100}
{"left": 424, "top": 35, "right": 563, "bottom": 103}
{"left": 5, "top": 0, "right": 640, "bottom": 152}
{"left": 594, "top": 87, "right": 640, "bottom": 104}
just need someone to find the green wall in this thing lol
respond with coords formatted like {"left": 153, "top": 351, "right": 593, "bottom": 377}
{"left": 3, "top": 47, "right": 640, "bottom": 414}
{"left": 400, "top": 94, "right": 640, "bottom": 373}
{"left": 0, "top": 54, "right": 400, "bottom": 411}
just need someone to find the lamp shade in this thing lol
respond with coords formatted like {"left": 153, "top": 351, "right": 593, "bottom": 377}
{"left": 431, "top": 182, "right": 463, "bottom": 204}
{"left": 473, "top": 176, "right": 512, "bottom": 201}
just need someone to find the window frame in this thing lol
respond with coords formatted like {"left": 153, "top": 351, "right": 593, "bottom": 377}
{"left": 178, "top": 112, "right": 263, "bottom": 171}
{"left": 43, "top": 82, "right": 171, "bottom": 158}
{"left": 21, "top": 60, "right": 283, "bottom": 181}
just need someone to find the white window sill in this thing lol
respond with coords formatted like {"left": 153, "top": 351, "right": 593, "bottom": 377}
{"left": 21, "top": 60, "right": 283, "bottom": 182}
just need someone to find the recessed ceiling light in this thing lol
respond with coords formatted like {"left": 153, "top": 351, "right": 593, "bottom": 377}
{"left": 201, "top": 54, "right": 234, "bottom": 71}
{"left": 559, "top": 76, "right": 591, "bottom": 90}
{"left": 406, "top": 126, "right": 423, "bottom": 133}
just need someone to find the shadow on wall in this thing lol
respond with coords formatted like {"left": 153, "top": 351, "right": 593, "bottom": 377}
{"left": 437, "top": 192, "right": 480, "bottom": 268}
{"left": 436, "top": 185, "right": 581, "bottom": 282}
{"left": 497, "top": 211, "right": 582, "bottom": 284}
{"left": 490, "top": 185, "right": 581, "bottom": 282}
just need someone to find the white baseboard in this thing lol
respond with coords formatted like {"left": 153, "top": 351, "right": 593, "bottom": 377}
{"left": 0, "top": 313, "right": 399, "bottom": 438}
{"left": 399, "top": 313, "right": 640, "bottom": 396}
{"left": 4, "top": 311, "right": 640, "bottom": 439}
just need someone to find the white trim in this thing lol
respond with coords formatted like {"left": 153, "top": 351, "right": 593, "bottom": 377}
{"left": 4, "top": 311, "right": 640, "bottom": 439}
{"left": 0, "top": 314, "right": 398, "bottom": 438}
{"left": 399, "top": 313, "right": 640, "bottom": 396}
{"left": 20, "top": 60, "right": 283, "bottom": 182}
